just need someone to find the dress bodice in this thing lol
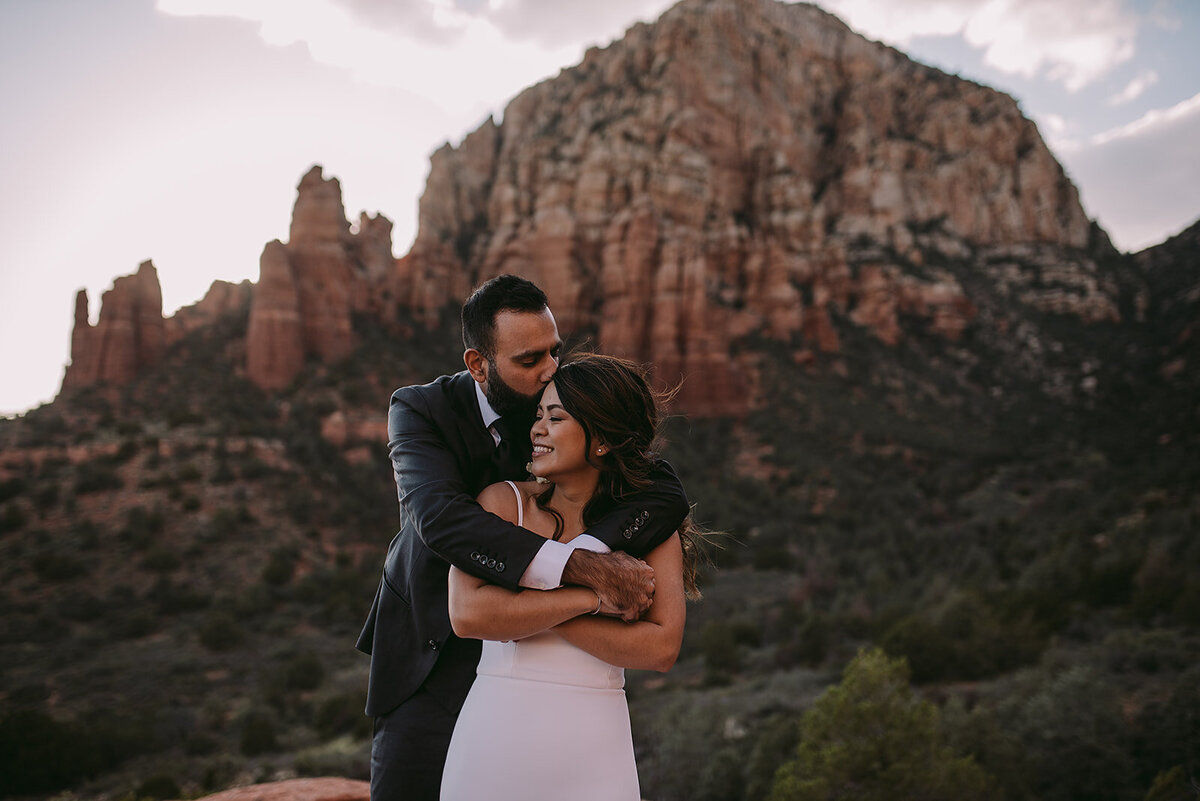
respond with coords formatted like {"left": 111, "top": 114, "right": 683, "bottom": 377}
{"left": 477, "top": 634, "right": 625, "bottom": 689}
{"left": 475, "top": 481, "right": 624, "bottom": 690}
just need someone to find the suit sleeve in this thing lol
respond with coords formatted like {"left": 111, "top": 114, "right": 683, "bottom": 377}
{"left": 583, "top": 459, "right": 690, "bottom": 558}
{"left": 389, "top": 388, "right": 542, "bottom": 592}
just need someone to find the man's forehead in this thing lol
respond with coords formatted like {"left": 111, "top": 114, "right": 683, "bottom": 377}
{"left": 492, "top": 308, "right": 560, "bottom": 353}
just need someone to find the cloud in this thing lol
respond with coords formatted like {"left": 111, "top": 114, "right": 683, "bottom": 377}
{"left": 1060, "top": 90, "right": 1200, "bottom": 250}
{"left": 482, "top": 0, "right": 675, "bottom": 48}
{"left": 820, "top": 0, "right": 1139, "bottom": 91}
{"left": 1108, "top": 69, "right": 1159, "bottom": 105}
{"left": 156, "top": 0, "right": 582, "bottom": 119}
{"left": 1089, "top": 89, "right": 1200, "bottom": 146}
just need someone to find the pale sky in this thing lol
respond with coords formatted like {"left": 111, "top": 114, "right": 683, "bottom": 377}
{"left": 2, "top": 0, "right": 1198, "bottom": 416}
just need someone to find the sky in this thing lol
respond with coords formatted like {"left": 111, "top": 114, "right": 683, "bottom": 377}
{"left": 2, "top": 0, "right": 1198, "bottom": 416}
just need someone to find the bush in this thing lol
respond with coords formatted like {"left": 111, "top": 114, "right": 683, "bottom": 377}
{"left": 0, "top": 709, "right": 153, "bottom": 796}
{"left": 996, "top": 666, "right": 1135, "bottom": 801}
{"left": 262, "top": 547, "right": 298, "bottom": 586}
{"left": 198, "top": 612, "right": 245, "bottom": 651}
{"left": 769, "top": 648, "right": 999, "bottom": 801}
{"left": 140, "top": 547, "right": 182, "bottom": 573}
{"left": 314, "top": 691, "right": 370, "bottom": 740}
{"left": 0, "top": 502, "right": 27, "bottom": 533}
{"left": 0, "top": 477, "right": 26, "bottom": 503}
{"left": 32, "top": 549, "right": 89, "bottom": 581}
{"left": 148, "top": 577, "right": 210, "bottom": 615}
{"left": 881, "top": 593, "right": 1042, "bottom": 682}
{"left": 73, "top": 462, "right": 123, "bottom": 494}
{"left": 120, "top": 505, "right": 164, "bottom": 549}
{"left": 134, "top": 774, "right": 181, "bottom": 800}
{"left": 239, "top": 709, "right": 278, "bottom": 756}
{"left": 284, "top": 651, "right": 326, "bottom": 691}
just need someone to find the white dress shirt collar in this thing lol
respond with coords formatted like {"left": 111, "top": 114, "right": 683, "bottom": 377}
{"left": 474, "top": 380, "right": 501, "bottom": 441}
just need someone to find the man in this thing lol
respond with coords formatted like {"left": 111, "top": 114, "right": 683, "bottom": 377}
{"left": 357, "top": 275, "right": 689, "bottom": 800}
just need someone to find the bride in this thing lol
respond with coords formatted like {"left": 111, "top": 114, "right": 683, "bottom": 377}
{"left": 439, "top": 353, "right": 705, "bottom": 801}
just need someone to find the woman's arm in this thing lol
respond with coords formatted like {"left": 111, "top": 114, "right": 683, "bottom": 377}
{"left": 447, "top": 482, "right": 603, "bottom": 642}
{"left": 553, "top": 533, "right": 686, "bottom": 672}
{"left": 448, "top": 567, "right": 599, "bottom": 641}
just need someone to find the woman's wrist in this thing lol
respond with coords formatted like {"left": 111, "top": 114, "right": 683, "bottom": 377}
{"left": 573, "top": 587, "right": 602, "bottom": 616}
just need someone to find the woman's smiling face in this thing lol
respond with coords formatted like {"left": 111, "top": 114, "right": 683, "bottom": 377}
{"left": 529, "top": 381, "right": 595, "bottom": 481}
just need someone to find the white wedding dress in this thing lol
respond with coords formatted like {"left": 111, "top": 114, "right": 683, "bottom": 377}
{"left": 440, "top": 483, "right": 641, "bottom": 801}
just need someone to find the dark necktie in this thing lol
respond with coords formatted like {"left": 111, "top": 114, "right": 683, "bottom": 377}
{"left": 491, "top": 415, "right": 529, "bottom": 480}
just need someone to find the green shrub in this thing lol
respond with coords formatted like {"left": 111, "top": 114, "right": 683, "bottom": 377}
{"left": 198, "top": 612, "right": 245, "bottom": 651}
{"left": 120, "top": 505, "right": 164, "bottom": 549}
{"left": 148, "top": 577, "right": 210, "bottom": 615}
{"left": 0, "top": 477, "right": 26, "bottom": 503}
{"left": 140, "top": 547, "right": 182, "bottom": 573}
{"left": 314, "top": 691, "right": 370, "bottom": 740}
{"left": 134, "top": 774, "right": 181, "bottom": 800}
{"left": 32, "top": 549, "right": 89, "bottom": 581}
{"left": 262, "top": 547, "right": 298, "bottom": 586}
{"left": 0, "top": 502, "right": 27, "bottom": 533}
{"left": 239, "top": 709, "right": 278, "bottom": 756}
{"left": 699, "top": 620, "right": 743, "bottom": 675}
{"left": 74, "top": 462, "right": 123, "bottom": 494}
{"left": 769, "top": 648, "right": 998, "bottom": 801}
{"left": 33, "top": 482, "right": 59, "bottom": 513}
{"left": 284, "top": 651, "right": 326, "bottom": 691}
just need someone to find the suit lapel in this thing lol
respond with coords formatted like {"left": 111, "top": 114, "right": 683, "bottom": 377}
{"left": 447, "top": 372, "right": 497, "bottom": 488}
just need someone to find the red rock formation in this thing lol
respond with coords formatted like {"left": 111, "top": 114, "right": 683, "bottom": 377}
{"left": 246, "top": 240, "right": 305, "bottom": 390}
{"left": 168, "top": 279, "right": 254, "bottom": 343}
{"left": 183, "top": 778, "right": 368, "bottom": 801}
{"left": 62, "top": 260, "right": 165, "bottom": 391}
{"left": 58, "top": 0, "right": 1127, "bottom": 416}
{"left": 391, "top": 0, "right": 1106, "bottom": 414}
{"left": 245, "top": 167, "right": 397, "bottom": 390}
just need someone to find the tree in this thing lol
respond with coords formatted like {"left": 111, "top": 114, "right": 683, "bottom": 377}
{"left": 769, "top": 648, "right": 998, "bottom": 801}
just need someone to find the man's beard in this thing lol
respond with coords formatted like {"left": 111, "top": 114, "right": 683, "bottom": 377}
{"left": 484, "top": 358, "right": 542, "bottom": 420}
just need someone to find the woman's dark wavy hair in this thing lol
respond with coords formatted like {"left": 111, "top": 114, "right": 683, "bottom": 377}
{"left": 535, "top": 353, "right": 712, "bottom": 598}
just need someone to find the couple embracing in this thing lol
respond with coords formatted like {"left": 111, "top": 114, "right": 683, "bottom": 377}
{"left": 356, "top": 275, "right": 708, "bottom": 800}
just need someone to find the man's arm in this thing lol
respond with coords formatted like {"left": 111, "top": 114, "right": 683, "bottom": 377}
{"left": 561, "top": 459, "right": 689, "bottom": 620}
{"left": 389, "top": 386, "right": 547, "bottom": 591}
{"left": 581, "top": 460, "right": 689, "bottom": 556}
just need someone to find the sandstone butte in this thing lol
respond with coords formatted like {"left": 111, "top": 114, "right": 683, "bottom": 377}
{"left": 175, "top": 778, "right": 369, "bottom": 801}
{"left": 59, "top": 0, "right": 1121, "bottom": 417}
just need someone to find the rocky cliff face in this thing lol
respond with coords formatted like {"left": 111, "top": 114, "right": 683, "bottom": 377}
{"left": 244, "top": 166, "right": 398, "bottom": 390}
{"left": 62, "top": 260, "right": 166, "bottom": 391}
{"left": 393, "top": 0, "right": 1111, "bottom": 414}
{"left": 62, "top": 0, "right": 1126, "bottom": 416}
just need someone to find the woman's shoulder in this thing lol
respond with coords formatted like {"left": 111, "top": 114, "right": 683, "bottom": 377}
{"left": 477, "top": 480, "right": 540, "bottom": 524}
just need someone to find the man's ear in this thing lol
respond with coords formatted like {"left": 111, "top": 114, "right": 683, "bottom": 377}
{"left": 464, "top": 349, "right": 488, "bottom": 383}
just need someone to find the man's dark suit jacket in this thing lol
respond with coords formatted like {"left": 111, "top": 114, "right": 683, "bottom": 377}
{"left": 356, "top": 370, "right": 689, "bottom": 718}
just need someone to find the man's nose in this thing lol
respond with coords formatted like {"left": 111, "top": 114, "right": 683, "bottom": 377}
{"left": 538, "top": 356, "right": 558, "bottom": 384}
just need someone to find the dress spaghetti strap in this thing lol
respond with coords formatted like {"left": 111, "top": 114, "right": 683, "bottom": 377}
{"left": 504, "top": 480, "right": 524, "bottom": 528}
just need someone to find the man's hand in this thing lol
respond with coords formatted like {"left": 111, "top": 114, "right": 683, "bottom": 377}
{"left": 562, "top": 550, "right": 654, "bottom": 622}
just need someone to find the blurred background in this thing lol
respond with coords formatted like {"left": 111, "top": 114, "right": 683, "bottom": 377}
{"left": 1, "top": 1, "right": 1198, "bottom": 800}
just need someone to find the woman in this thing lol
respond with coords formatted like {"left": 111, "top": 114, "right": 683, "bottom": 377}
{"left": 440, "top": 354, "right": 705, "bottom": 801}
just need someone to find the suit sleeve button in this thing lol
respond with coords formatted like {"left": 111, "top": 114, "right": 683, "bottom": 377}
{"left": 623, "top": 528, "right": 633, "bottom": 539}
{"left": 470, "top": 551, "right": 480, "bottom": 561}
{"left": 497, "top": 562, "right": 505, "bottom": 572}
{"left": 487, "top": 558, "right": 497, "bottom": 568}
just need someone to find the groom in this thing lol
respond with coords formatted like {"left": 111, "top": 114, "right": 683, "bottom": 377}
{"left": 357, "top": 274, "right": 689, "bottom": 801}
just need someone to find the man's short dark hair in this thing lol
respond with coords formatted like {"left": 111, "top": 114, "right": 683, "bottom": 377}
{"left": 461, "top": 274, "right": 550, "bottom": 358}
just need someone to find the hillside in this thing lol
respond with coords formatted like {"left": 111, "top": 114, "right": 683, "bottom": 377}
{"left": 2, "top": 0, "right": 1199, "bottom": 799}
